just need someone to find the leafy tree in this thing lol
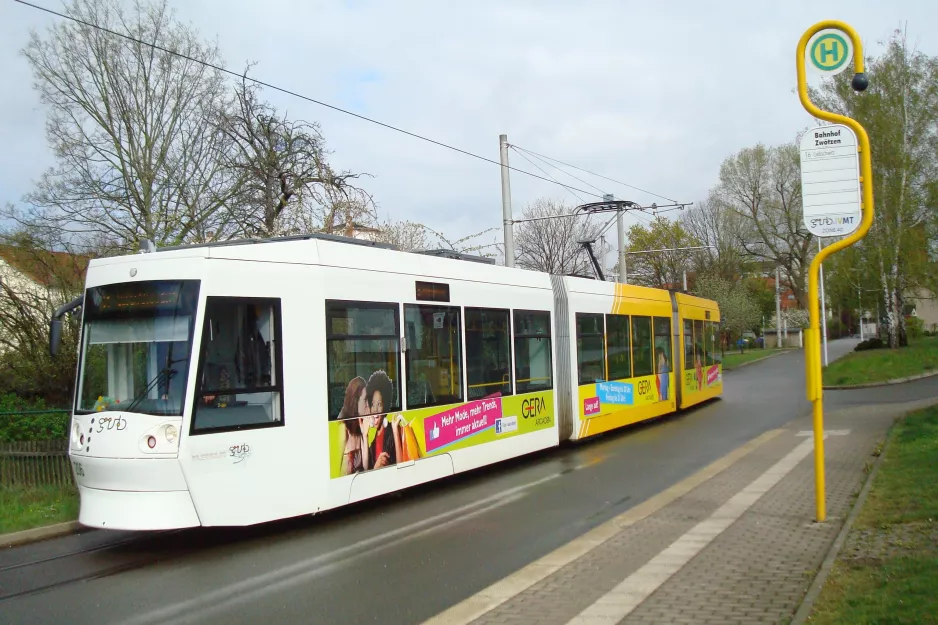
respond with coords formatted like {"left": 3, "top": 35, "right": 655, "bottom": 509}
{"left": 743, "top": 277, "right": 776, "bottom": 324}
{"left": 693, "top": 275, "right": 760, "bottom": 350}
{"left": 624, "top": 217, "right": 699, "bottom": 288}
{"left": 811, "top": 29, "right": 938, "bottom": 347}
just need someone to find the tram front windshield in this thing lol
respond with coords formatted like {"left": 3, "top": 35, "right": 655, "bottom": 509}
{"left": 76, "top": 280, "right": 200, "bottom": 416}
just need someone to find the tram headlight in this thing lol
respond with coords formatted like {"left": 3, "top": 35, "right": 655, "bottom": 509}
{"left": 72, "top": 422, "right": 82, "bottom": 448}
{"left": 140, "top": 422, "right": 181, "bottom": 453}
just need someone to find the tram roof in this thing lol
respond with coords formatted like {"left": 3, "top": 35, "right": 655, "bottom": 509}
{"left": 86, "top": 233, "right": 554, "bottom": 287}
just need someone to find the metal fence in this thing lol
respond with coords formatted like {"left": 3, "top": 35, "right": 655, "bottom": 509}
{"left": 0, "top": 410, "right": 74, "bottom": 489}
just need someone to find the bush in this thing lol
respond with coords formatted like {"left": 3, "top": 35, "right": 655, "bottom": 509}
{"left": 0, "top": 394, "right": 70, "bottom": 442}
{"left": 826, "top": 317, "right": 848, "bottom": 338}
{"left": 907, "top": 316, "right": 924, "bottom": 339}
{"left": 855, "top": 337, "right": 885, "bottom": 352}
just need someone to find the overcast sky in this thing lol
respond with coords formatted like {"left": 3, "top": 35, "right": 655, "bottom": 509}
{"left": 2, "top": 0, "right": 936, "bottom": 258}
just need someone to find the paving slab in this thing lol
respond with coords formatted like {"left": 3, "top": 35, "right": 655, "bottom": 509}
{"left": 457, "top": 399, "right": 936, "bottom": 625}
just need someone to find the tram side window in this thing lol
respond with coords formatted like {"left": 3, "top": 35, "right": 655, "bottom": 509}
{"left": 632, "top": 315, "right": 654, "bottom": 377}
{"left": 192, "top": 297, "right": 283, "bottom": 433}
{"left": 576, "top": 313, "right": 605, "bottom": 385}
{"left": 405, "top": 305, "right": 463, "bottom": 409}
{"left": 654, "top": 317, "right": 672, "bottom": 375}
{"left": 465, "top": 308, "right": 512, "bottom": 400}
{"left": 514, "top": 310, "right": 553, "bottom": 393}
{"left": 693, "top": 320, "right": 705, "bottom": 371}
{"left": 606, "top": 314, "right": 631, "bottom": 380}
{"left": 325, "top": 302, "right": 401, "bottom": 421}
{"left": 683, "top": 319, "right": 694, "bottom": 370}
{"left": 708, "top": 321, "right": 722, "bottom": 365}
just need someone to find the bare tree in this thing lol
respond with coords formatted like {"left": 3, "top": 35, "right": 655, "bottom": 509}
{"left": 374, "top": 219, "right": 433, "bottom": 251}
{"left": 514, "top": 199, "right": 602, "bottom": 276}
{"left": 9, "top": 0, "right": 237, "bottom": 251}
{"left": 680, "top": 195, "right": 746, "bottom": 281}
{"left": 219, "top": 70, "right": 377, "bottom": 238}
{"left": 714, "top": 143, "right": 814, "bottom": 306}
{"left": 0, "top": 228, "right": 87, "bottom": 404}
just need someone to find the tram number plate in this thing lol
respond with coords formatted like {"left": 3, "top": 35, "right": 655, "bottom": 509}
{"left": 72, "top": 461, "right": 85, "bottom": 477}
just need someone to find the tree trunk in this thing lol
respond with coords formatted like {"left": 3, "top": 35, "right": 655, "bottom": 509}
{"left": 880, "top": 259, "right": 899, "bottom": 348}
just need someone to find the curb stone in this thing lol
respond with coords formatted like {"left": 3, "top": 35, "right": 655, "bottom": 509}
{"left": 0, "top": 521, "right": 83, "bottom": 549}
{"left": 823, "top": 369, "right": 938, "bottom": 390}
{"left": 790, "top": 405, "right": 918, "bottom": 625}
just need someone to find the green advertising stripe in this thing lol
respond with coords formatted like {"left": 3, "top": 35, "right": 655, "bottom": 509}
{"left": 329, "top": 391, "right": 554, "bottom": 479}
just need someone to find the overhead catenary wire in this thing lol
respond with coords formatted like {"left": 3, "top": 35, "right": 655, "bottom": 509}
{"left": 508, "top": 146, "right": 588, "bottom": 203}
{"left": 511, "top": 145, "right": 609, "bottom": 196}
{"left": 509, "top": 144, "right": 679, "bottom": 204}
{"left": 12, "top": 0, "right": 603, "bottom": 200}
{"left": 509, "top": 142, "right": 690, "bottom": 230}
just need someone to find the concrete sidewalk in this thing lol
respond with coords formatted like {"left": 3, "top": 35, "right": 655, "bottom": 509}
{"left": 427, "top": 397, "right": 938, "bottom": 625}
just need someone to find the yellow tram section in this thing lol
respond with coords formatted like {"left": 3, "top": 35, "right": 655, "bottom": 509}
{"left": 675, "top": 292, "right": 723, "bottom": 410}
{"left": 576, "top": 285, "right": 679, "bottom": 439}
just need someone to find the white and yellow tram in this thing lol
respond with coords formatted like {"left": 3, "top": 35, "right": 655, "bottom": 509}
{"left": 51, "top": 234, "right": 723, "bottom": 530}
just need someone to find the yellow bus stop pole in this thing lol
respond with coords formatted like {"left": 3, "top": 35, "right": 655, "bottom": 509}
{"left": 796, "top": 21, "right": 875, "bottom": 522}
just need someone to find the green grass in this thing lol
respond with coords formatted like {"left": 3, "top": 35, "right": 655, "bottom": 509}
{"left": 807, "top": 406, "right": 938, "bottom": 624}
{"left": 808, "top": 558, "right": 938, "bottom": 625}
{"left": 855, "top": 406, "right": 938, "bottom": 528}
{"left": 0, "top": 485, "right": 79, "bottom": 534}
{"left": 822, "top": 336, "right": 938, "bottom": 387}
{"left": 721, "top": 348, "right": 788, "bottom": 370}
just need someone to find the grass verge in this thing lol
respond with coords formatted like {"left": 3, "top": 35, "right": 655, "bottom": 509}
{"left": 722, "top": 349, "right": 787, "bottom": 370}
{"left": 822, "top": 336, "right": 938, "bottom": 387}
{"left": 806, "top": 405, "right": 938, "bottom": 624}
{"left": 0, "top": 485, "right": 79, "bottom": 534}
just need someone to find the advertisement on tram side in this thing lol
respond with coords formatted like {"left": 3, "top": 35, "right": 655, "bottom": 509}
{"left": 576, "top": 372, "right": 675, "bottom": 421}
{"left": 328, "top": 385, "right": 554, "bottom": 479}
{"left": 683, "top": 362, "right": 722, "bottom": 396}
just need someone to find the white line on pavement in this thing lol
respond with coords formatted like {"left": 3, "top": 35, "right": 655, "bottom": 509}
{"left": 566, "top": 435, "right": 822, "bottom": 625}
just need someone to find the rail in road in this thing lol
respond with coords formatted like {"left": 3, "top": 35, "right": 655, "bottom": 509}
{"left": 4, "top": 339, "right": 936, "bottom": 624}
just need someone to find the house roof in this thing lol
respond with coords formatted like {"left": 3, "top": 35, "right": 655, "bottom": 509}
{"left": 0, "top": 245, "right": 89, "bottom": 289}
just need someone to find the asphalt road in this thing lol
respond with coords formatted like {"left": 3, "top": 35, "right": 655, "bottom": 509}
{"left": 2, "top": 339, "right": 935, "bottom": 625}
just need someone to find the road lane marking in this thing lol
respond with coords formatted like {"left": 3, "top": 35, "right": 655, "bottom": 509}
{"left": 566, "top": 435, "right": 820, "bottom": 624}
{"left": 124, "top": 473, "right": 560, "bottom": 625}
{"left": 421, "top": 428, "right": 784, "bottom": 625}
{"left": 797, "top": 429, "right": 850, "bottom": 436}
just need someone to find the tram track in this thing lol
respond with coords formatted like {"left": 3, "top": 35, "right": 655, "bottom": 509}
{"left": 0, "top": 533, "right": 156, "bottom": 575}
{"left": 0, "top": 530, "right": 182, "bottom": 602}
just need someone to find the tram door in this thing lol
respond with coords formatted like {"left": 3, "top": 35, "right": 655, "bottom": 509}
{"left": 180, "top": 296, "right": 299, "bottom": 526}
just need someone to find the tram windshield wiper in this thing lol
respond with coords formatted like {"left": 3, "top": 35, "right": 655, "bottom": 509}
{"left": 120, "top": 367, "right": 179, "bottom": 414}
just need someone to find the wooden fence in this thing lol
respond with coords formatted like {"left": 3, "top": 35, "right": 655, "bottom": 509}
{"left": 0, "top": 439, "right": 74, "bottom": 488}
{"left": 0, "top": 410, "right": 75, "bottom": 489}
